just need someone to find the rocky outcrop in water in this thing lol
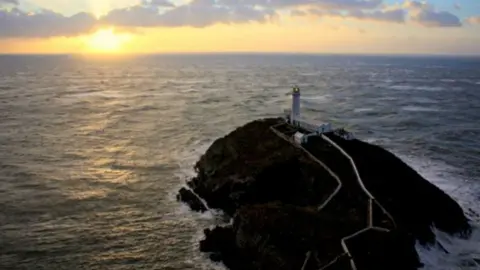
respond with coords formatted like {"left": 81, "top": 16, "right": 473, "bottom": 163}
{"left": 177, "top": 187, "right": 207, "bottom": 212}
{"left": 177, "top": 118, "right": 471, "bottom": 270}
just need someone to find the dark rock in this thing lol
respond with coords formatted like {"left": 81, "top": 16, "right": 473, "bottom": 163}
{"left": 200, "top": 226, "right": 254, "bottom": 270}
{"left": 305, "top": 135, "right": 470, "bottom": 241}
{"left": 200, "top": 227, "right": 235, "bottom": 253}
{"left": 306, "top": 134, "right": 472, "bottom": 243}
{"left": 209, "top": 252, "right": 223, "bottom": 262}
{"left": 344, "top": 227, "right": 423, "bottom": 270}
{"left": 179, "top": 118, "right": 472, "bottom": 270}
{"left": 177, "top": 187, "right": 207, "bottom": 212}
{"left": 188, "top": 118, "right": 338, "bottom": 216}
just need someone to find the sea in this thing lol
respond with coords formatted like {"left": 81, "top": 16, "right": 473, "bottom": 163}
{"left": 0, "top": 54, "right": 479, "bottom": 270}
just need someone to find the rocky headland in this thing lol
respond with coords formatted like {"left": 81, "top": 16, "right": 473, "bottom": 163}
{"left": 177, "top": 118, "right": 472, "bottom": 270}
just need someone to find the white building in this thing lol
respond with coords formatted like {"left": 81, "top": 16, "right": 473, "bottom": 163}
{"left": 284, "top": 86, "right": 354, "bottom": 143}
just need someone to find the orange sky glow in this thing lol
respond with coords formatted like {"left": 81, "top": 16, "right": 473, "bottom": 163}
{"left": 0, "top": 0, "right": 479, "bottom": 55}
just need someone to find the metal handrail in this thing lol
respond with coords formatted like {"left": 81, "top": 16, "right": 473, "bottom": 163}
{"left": 270, "top": 125, "right": 342, "bottom": 211}
{"left": 320, "top": 134, "right": 397, "bottom": 229}
{"left": 270, "top": 123, "right": 397, "bottom": 270}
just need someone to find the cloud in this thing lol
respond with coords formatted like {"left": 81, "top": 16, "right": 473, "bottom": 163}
{"left": 0, "top": 0, "right": 466, "bottom": 38}
{"left": 0, "top": 0, "right": 18, "bottom": 5}
{"left": 0, "top": 8, "right": 96, "bottom": 37}
{"left": 293, "top": 0, "right": 459, "bottom": 26}
{"left": 405, "top": 0, "right": 462, "bottom": 27}
{"left": 348, "top": 8, "right": 406, "bottom": 23}
{"left": 414, "top": 10, "right": 461, "bottom": 27}
{"left": 298, "top": 8, "right": 342, "bottom": 17}
{"left": 291, "top": 9, "right": 307, "bottom": 16}
{"left": 0, "top": 0, "right": 276, "bottom": 37}
{"left": 311, "top": 0, "right": 382, "bottom": 10}
{"left": 294, "top": 6, "right": 405, "bottom": 23}
{"left": 101, "top": 0, "right": 276, "bottom": 28}
{"left": 293, "top": 0, "right": 381, "bottom": 9}
{"left": 141, "top": 0, "right": 175, "bottom": 7}
{"left": 467, "top": 16, "right": 480, "bottom": 25}
{"left": 216, "top": 0, "right": 382, "bottom": 9}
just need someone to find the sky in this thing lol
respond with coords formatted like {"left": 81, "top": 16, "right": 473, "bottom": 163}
{"left": 0, "top": 0, "right": 479, "bottom": 55}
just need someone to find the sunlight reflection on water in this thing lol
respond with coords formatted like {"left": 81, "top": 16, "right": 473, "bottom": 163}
{"left": 1, "top": 54, "right": 479, "bottom": 269}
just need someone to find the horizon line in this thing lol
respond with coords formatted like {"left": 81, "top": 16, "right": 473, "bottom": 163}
{"left": 1, "top": 52, "right": 480, "bottom": 58}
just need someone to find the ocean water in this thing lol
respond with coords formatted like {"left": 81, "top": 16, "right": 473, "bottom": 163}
{"left": 0, "top": 54, "right": 479, "bottom": 270}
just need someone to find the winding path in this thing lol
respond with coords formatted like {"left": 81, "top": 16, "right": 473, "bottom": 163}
{"left": 270, "top": 122, "right": 396, "bottom": 270}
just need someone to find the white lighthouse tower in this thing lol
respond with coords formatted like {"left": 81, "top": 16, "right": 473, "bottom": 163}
{"left": 291, "top": 86, "right": 301, "bottom": 124}
{"left": 281, "top": 85, "right": 353, "bottom": 143}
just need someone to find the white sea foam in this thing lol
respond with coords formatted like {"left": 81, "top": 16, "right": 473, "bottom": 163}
{"left": 401, "top": 106, "right": 442, "bottom": 112}
{"left": 417, "top": 228, "right": 480, "bottom": 270}
{"left": 395, "top": 153, "right": 480, "bottom": 269}
{"left": 363, "top": 137, "right": 392, "bottom": 146}
{"left": 301, "top": 95, "right": 331, "bottom": 102}
{"left": 411, "top": 97, "right": 438, "bottom": 104}
{"left": 175, "top": 134, "right": 480, "bottom": 270}
{"left": 396, "top": 155, "right": 478, "bottom": 209}
{"left": 414, "top": 86, "right": 445, "bottom": 92}
{"left": 300, "top": 71, "right": 323, "bottom": 76}
{"left": 378, "top": 96, "right": 398, "bottom": 101}
{"left": 388, "top": 85, "right": 412, "bottom": 90}
{"left": 300, "top": 96, "right": 332, "bottom": 112}
{"left": 388, "top": 85, "right": 445, "bottom": 91}
{"left": 186, "top": 225, "right": 229, "bottom": 270}
{"left": 171, "top": 138, "right": 230, "bottom": 270}
{"left": 441, "top": 79, "right": 457, "bottom": 83}
{"left": 354, "top": 107, "right": 374, "bottom": 113}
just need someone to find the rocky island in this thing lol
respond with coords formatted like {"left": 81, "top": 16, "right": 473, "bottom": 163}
{"left": 177, "top": 117, "right": 472, "bottom": 270}
{"left": 177, "top": 89, "right": 471, "bottom": 270}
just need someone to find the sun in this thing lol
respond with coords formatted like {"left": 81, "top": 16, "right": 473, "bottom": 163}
{"left": 85, "top": 28, "right": 131, "bottom": 54}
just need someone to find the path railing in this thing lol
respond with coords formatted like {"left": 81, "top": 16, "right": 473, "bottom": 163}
{"left": 270, "top": 122, "right": 397, "bottom": 270}
{"left": 320, "top": 134, "right": 396, "bottom": 229}
{"left": 270, "top": 123, "right": 342, "bottom": 211}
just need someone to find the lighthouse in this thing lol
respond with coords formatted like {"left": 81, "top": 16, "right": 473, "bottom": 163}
{"left": 281, "top": 85, "right": 353, "bottom": 143}
{"left": 291, "top": 86, "right": 301, "bottom": 124}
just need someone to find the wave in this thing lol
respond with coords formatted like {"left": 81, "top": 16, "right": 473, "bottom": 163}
{"left": 353, "top": 107, "right": 374, "bottom": 113}
{"left": 170, "top": 138, "right": 229, "bottom": 270}
{"left": 401, "top": 106, "right": 442, "bottom": 112}
{"left": 300, "top": 95, "right": 332, "bottom": 111}
{"left": 441, "top": 79, "right": 456, "bottom": 83}
{"left": 394, "top": 153, "right": 480, "bottom": 269}
{"left": 410, "top": 97, "right": 438, "bottom": 104}
{"left": 417, "top": 228, "right": 480, "bottom": 270}
{"left": 175, "top": 135, "right": 480, "bottom": 270}
{"left": 301, "top": 95, "right": 331, "bottom": 102}
{"left": 0, "top": 85, "right": 14, "bottom": 90}
{"left": 300, "top": 71, "right": 323, "bottom": 76}
{"left": 188, "top": 227, "right": 228, "bottom": 270}
{"left": 388, "top": 85, "right": 445, "bottom": 91}
{"left": 396, "top": 154, "right": 479, "bottom": 213}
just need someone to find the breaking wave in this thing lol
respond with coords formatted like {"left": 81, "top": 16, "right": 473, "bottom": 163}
{"left": 388, "top": 85, "right": 446, "bottom": 92}
{"left": 394, "top": 154, "right": 480, "bottom": 269}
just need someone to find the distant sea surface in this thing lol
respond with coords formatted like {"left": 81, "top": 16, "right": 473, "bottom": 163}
{"left": 0, "top": 54, "right": 479, "bottom": 270}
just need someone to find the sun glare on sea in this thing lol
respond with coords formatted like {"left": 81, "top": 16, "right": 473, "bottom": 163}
{"left": 85, "top": 28, "right": 132, "bottom": 54}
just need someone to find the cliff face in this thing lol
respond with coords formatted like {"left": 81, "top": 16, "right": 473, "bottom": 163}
{"left": 177, "top": 118, "right": 471, "bottom": 270}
